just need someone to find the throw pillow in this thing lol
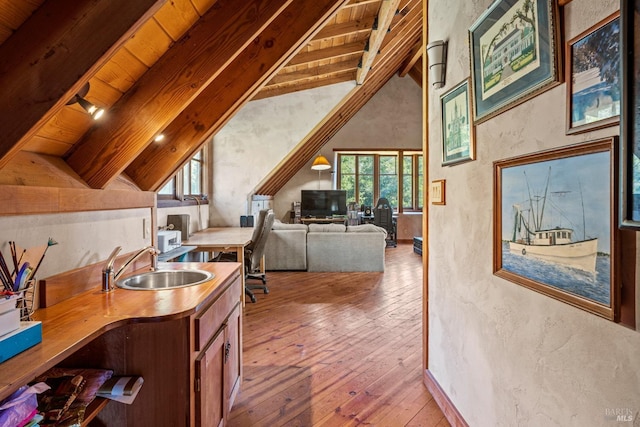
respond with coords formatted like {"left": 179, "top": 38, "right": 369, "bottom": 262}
{"left": 308, "top": 223, "right": 346, "bottom": 232}
{"left": 272, "top": 220, "right": 308, "bottom": 231}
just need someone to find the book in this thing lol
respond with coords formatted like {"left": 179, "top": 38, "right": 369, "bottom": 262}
{"left": 97, "top": 376, "right": 144, "bottom": 405}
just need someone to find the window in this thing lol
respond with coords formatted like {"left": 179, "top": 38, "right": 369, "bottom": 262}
{"left": 183, "top": 150, "right": 203, "bottom": 196}
{"left": 337, "top": 151, "right": 423, "bottom": 211}
{"left": 158, "top": 148, "right": 208, "bottom": 206}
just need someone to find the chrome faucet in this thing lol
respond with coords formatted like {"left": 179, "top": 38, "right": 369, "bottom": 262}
{"left": 102, "top": 245, "right": 159, "bottom": 292}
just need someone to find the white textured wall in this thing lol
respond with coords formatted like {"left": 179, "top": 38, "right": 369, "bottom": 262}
{"left": 0, "top": 209, "right": 151, "bottom": 281}
{"left": 275, "top": 75, "right": 423, "bottom": 218}
{"left": 211, "top": 82, "right": 355, "bottom": 226}
{"left": 428, "top": 1, "right": 640, "bottom": 426}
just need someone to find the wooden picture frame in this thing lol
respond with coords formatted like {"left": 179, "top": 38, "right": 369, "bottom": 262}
{"left": 441, "top": 79, "right": 475, "bottom": 166}
{"left": 565, "top": 11, "right": 620, "bottom": 135}
{"left": 493, "top": 138, "right": 619, "bottom": 320}
{"left": 620, "top": 0, "right": 640, "bottom": 229}
{"left": 469, "top": 0, "right": 562, "bottom": 123}
{"left": 431, "top": 180, "right": 446, "bottom": 205}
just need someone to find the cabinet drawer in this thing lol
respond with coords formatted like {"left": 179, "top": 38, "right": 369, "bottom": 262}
{"left": 194, "top": 280, "right": 241, "bottom": 351}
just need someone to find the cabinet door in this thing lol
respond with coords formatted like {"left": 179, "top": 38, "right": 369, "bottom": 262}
{"left": 225, "top": 302, "right": 242, "bottom": 413}
{"left": 195, "top": 328, "right": 226, "bottom": 427}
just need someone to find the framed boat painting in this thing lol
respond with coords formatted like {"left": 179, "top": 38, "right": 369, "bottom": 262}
{"left": 565, "top": 11, "right": 620, "bottom": 135}
{"left": 493, "top": 138, "right": 619, "bottom": 320}
{"left": 620, "top": 0, "right": 640, "bottom": 229}
{"left": 441, "top": 79, "right": 475, "bottom": 165}
{"left": 469, "top": 0, "right": 562, "bottom": 123}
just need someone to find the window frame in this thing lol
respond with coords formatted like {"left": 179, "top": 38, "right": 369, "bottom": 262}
{"left": 157, "top": 148, "right": 209, "bottom": 208}
{"left": 336, "top": 150, "right": 423, "bottom": 212}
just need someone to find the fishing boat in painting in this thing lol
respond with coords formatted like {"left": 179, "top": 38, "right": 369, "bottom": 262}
{"left": 508, "top": 168, "right": 598, "bottom": 273}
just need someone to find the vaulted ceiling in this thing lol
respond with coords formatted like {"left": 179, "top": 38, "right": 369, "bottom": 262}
{"left": 0, "top": 0, "right": 423, "bottom": 198}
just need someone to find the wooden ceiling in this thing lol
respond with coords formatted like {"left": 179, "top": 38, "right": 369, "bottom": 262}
{"left": 0, "top": 0, "right": 422, "bottom": 196}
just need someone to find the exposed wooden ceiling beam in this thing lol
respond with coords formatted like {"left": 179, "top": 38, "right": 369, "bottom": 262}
{"left": 312, "top": 13, "right": 376, "bottom": 40}
{"left": 253, "top": 73, "right": 357, "bottom": 100}
{"left": 254, "top": 7, "right": 421, "bottom": 195}
{"left": 126, "top": 0, "right": 350, "bottom": 191}
{"left": 0, "top": 0, "right": 166, "bottom": 170}
{"left": 286, "top": 41, "right": 366, "bottom": 67}
{"left": 266, "top": 59, "right": 358, "bottom": 86}
{"left": 408, "top": 59, "right": 423, "bottom": 87}
{"left": 398, "top": 40, "right": 422, "bottom": 77}
{"left": 356, "top": 0, "right": 402, "bottom": 84}
{"left": 66, "top": 0, "right": 293, "bottom": 189}
{"left": 343, "top": 0, "right": 382, "bottom": 9}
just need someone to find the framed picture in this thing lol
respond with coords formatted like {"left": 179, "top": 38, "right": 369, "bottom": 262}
{"left": 431, "top": 180, "right": 445, "bottom": 205}
{"left": 620, "top": 0, "right": 640, "bottom": 229}
{"left": 565, "top": 12, "right": 620, "bottom": 135}
{"left": 493, "top": 138, "right": 618, "bottom": 320}
{"left": 441, "top": 79, "right": 475, "bottom": 165}
{"left": 469, "top": 0, "right": 562, "bottom": 123}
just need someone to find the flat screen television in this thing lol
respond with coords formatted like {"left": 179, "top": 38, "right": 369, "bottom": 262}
{"left": 301, "top": 190, "right": 347, "bottom": 218}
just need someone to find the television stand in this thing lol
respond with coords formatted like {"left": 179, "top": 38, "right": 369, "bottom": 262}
{"left": 300, "top": 217, "right": 347, "bottom": 225}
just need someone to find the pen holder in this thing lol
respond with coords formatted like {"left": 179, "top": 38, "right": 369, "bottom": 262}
{"left": 18, "top": 279, "right": 36, "bottom": 321}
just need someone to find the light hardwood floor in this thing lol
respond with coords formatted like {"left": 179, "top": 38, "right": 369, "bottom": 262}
{"left": 229, "top": 243, "right": 450, "bottom": 427}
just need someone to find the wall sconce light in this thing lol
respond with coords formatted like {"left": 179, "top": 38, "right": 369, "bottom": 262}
{"left": 66, "top": 83, "right": 105, "bottom": 120}
{"left": 426, "top": 40, "right": 447, "bottom": 89}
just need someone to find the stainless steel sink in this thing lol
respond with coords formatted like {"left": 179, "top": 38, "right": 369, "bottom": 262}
{"left": 116, "top": 269, "right": 214, "bottom": 290}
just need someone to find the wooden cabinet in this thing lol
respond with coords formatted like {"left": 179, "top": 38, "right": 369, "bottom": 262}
{"left": 54, "top": 268, "right": 243, "bottom": 427}
{"left": 193, "top": 277, "right": 242, "bottom": 426}
{"left": 195, "top": 328, "right": 225, "bottom": 427}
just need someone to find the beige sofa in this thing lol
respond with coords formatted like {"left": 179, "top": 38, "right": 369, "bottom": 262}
{"left": 264, "top": 221, "right": 387, "bottom": 272}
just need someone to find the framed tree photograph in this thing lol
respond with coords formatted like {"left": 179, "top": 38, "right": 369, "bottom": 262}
{"left": 469, "top": 0, "right": 562, "bottom": 123}
{"left": 620, "top": 0, "right": 640, "bottom": 229}
{"left": 493, "top": 138, "right": 619, "bottom": 320}
{"left": 441, "top": 79, "right": 475, "bottom": 166}
{"left": 565, "top": 11, "right": 620, "bottom": 135}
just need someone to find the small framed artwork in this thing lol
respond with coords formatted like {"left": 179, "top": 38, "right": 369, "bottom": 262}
{"left": 469, "top": 0, "right": 562, "bottom": 123}
{"left": 431, "top": 180, "right": 446, "bottom": 205}
{"left": 565, "top": 11, "right": 620, "bottom": 135}
{"left": 493, "top": 138, "right": 618, "bottom": 320}
{"left": 620, "top": 0, "right": 640, "bottom": 229}
{"left": 441, "top": 79, "right": 475, "bottom": 166}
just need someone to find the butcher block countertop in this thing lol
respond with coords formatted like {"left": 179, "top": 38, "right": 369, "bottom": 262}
{"left": 0, "top": 261, "right": 241, "bottom": 402}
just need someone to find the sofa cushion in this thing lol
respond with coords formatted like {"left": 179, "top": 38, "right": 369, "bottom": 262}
{"left": 306, "top": 231, "right": 385, "bottom": 272}
{"left": 272, "top": 220, "right": 308, "bottom": 231}
{"left": 346, "top": 224, "right": 387, "bottom": 235}
{"left": 308, "top": 223, "right": 346, "bottom": 233}
{"left": 264, "top": 229, "right": 307, "bottom": 270}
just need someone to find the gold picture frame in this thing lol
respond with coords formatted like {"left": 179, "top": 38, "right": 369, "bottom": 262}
{"left": 493, "top": 138, "right": 619, "bottom": 320}
{"left": 431, "top": 180, "right": 446, "bottom": 205}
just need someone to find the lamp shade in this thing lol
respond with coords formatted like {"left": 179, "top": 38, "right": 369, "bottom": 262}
{"left": 426, "top": 40, "right": 447, "bottom": 89}
{"left": 311, "top": 154, "right": 331, "bottom": 170}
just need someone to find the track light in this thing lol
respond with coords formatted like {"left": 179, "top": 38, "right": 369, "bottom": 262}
{"left": 75, "top": 95, "right": 105, "bottom": 120}
{"left": 66, "top": 82, "right": 105, "bottom": 120}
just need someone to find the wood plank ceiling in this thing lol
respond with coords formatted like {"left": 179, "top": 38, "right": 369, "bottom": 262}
{"left": 0, "top": 0, "right": 423, "bottom": 196}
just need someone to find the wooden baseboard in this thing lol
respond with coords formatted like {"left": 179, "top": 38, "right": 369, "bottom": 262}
{"left": 424, "top": 369, "right": 468, "bottom": 427}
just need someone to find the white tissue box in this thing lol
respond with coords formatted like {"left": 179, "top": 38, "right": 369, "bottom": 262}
{"left": 0, "top": 309, "right": 20, "bottom": 337}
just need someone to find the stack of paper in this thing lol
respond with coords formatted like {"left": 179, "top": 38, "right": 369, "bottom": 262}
{"left": 96, "top": 376, "right": 144, "bottom": 405}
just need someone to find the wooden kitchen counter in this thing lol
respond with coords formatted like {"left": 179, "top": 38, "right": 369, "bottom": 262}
{"left": 0, "top": 261, "right": 241, "bottom": 402}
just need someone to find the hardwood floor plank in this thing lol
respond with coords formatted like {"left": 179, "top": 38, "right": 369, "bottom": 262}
{"left": 229, "top": 244, "right": 444, "bottom": 426}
